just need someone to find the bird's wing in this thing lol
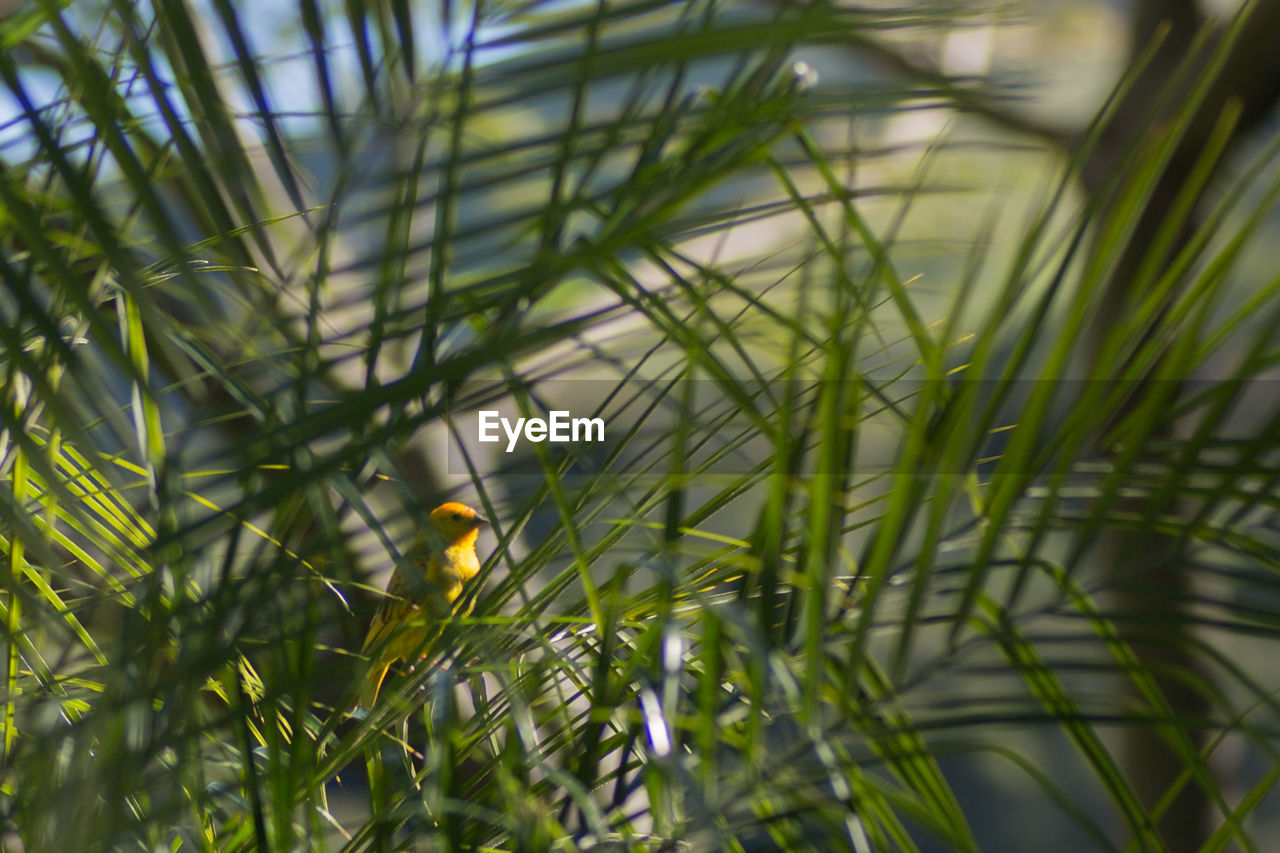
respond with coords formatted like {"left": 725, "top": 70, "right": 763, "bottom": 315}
{"left": 357, "top": 549, "right": 465, "bottom": 708}
{"left": 358, "top": 567, "right": 428, "bottom": 708}
{"left": 361, "top": 552, "right": 455, "bottom": 656}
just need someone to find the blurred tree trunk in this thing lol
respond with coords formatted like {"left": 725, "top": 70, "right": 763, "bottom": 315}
{"left": 1081, "top": 1, "right": 1280, "bottom": 850}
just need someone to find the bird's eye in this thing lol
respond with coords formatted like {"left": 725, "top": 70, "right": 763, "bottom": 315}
{"left": 452, "top": 512, "right": 463, "bottom": 521}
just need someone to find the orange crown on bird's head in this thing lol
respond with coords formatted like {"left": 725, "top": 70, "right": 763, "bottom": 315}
{"left": 428, "top": 501, "right": 488, "bottom": 544}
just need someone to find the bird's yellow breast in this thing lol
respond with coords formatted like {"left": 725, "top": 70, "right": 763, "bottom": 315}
{"left": 423, "top": 541, "right": 481, "bottom": 602}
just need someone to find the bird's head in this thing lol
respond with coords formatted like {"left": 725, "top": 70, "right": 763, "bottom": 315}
{"left": 429, "top": 501, "right": 488, "bottom": 545}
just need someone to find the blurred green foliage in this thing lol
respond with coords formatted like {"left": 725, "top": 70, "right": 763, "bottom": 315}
{"left": 2, "top": 0, "right": 1280, "bottom": 850}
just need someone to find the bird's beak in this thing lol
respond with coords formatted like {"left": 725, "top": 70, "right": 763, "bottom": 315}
{"left": 474, "top": 516, "right": 489, "bottom": 528}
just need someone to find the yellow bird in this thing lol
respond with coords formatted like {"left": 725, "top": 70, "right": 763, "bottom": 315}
{"left": 358, "top": 502, "right": 488, "bottom": 709}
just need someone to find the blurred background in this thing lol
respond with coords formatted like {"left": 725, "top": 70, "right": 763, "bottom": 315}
{"left": 2, "top": 0, "right": 1280, "bottom": 849}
